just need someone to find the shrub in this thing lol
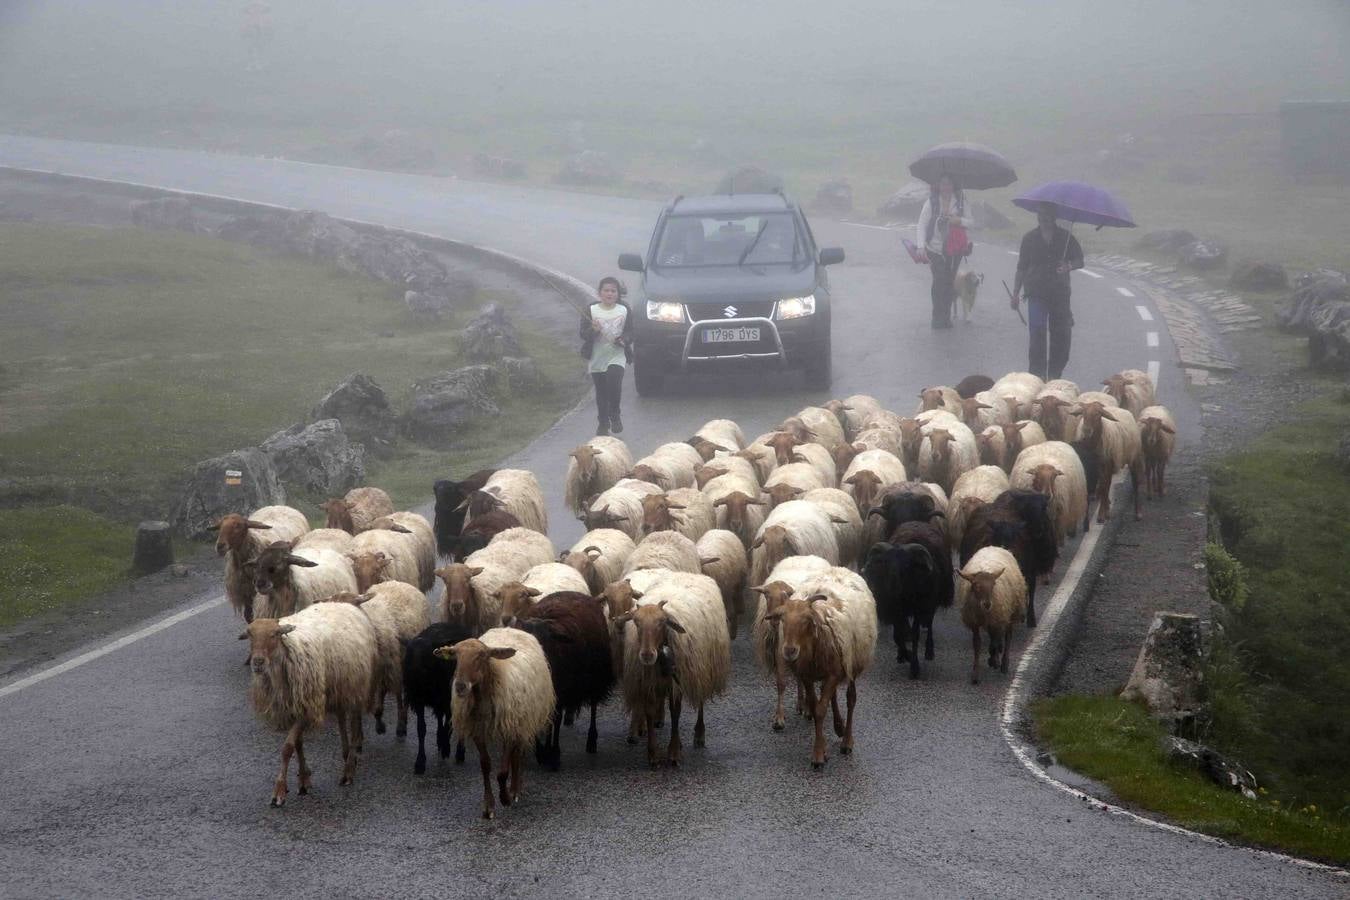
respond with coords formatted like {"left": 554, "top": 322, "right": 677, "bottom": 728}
{"left": 1204, "top": 542, "right": 1248, "bottom": 611}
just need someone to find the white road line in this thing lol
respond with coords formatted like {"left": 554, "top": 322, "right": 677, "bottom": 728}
{"left": 0, "top": 598, "right": 224, "bottom": 700}
{"left": 1000, "top": 479, "right": 1348, "bottom": 877}
{"left": 1006, "top": 249, "right": 1019, "bottom": 257}
{"left": 1148, "top": 360, "right": 1161, "bottom": 383}
{"left": 1116, "top": 286, "right": 1135, "bottom": 297}
{"left": 1080, "top": 268, "right": 1103, "bottom": 278}
{"left": 1136, "top": 305, "right": 1153, "bottom": 321}
{"left": 1147, "top": 331, "right": 1160, "bottom": 348}
{"left": 841, "top": 221, "right": 894, "bottom": 231}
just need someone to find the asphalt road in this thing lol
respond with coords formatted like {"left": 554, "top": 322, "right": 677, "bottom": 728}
{"left": 0, "top": 136, "right": 1339, "bottom": 898}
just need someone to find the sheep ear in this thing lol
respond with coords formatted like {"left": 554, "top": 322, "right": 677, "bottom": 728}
{"left": 524, "top": 587, "right": 542, "bottom": 597}
{"left": 237, "top": 630, "right": 250, "bottom": 640}
{"left": 666, "top": 502, "right": 686, "bottom": 510}
{"left": 751, "top": 536, "right": 764, "bottom": 549}
{"left": 843, "top": 474, "right": 857, "bottom": 485}
{"left": 991, "top": 567, "right": 1005, "bottom": 580}
{"left": 1016, "top": 421, "right": 1029, "bottom": 430}
{"left": 664, "top": 616, "right": 687, "bottom": 634}
{"left": 488, "top": 647, "right": 517, "bottom": 660}
{"left": 867, "top": 507, "right": 885, "bottom": 519}
{"left": 1161, "top": 423, "right": 1175, "bottom": 434}
{"left": 245, "top": 520, "right": 272, "bottom": 529}
{"left": 763, "top": 611, "right": 783, "bottom": 623}
{"left": 712, "top": 497, "right": 727, "bottom": 507}
{"left": 285, "top": 555, "right": 319, "bottom": 567}
{"left": 277, "top": 624, "right": 296, "bottom": 635}
{"left": 610, "top": 611, "right": 634, "bottom": 625}
{"left": 749, "top": 585, "right": 767, "bottom": 595}
{"left": 977, "top": 402, "right": 992, "bottom": 410}
{"left": 700, "top": 556, "right": 720, "bottom": 567}
{"left": 1068, "top": 409, "right": 1082, "bottom": 417}
{"left": 957, "top": 571, "right": 975, "bottom": 584}
{"left": 468, "top": 566, "right": 485, "bottom": 577}
{"left": 829, "top": 515, "right": 848, "bottom": 525}
{"left": 1101, "top": 409, "right": 1118, "bottom": 422}
{"left": 748, "top": 498, "right": 765, "bottom": 506}
{"left": 390, "top": 524, "right": 412, "bottom": 533}
{"left": 806, "top": 593, "right": 829, "bottom": 604}
{"left": 929, "top": 510, "right": 946, "bottom": 519}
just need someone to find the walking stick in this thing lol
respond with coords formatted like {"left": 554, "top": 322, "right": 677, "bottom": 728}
{"left": 1002, "top": 280, "right": 1027, "bottom": 324}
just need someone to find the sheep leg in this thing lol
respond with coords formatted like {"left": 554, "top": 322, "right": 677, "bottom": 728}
{"left": 548, "top": 716, "right": 563, "bottom": 771}
{"left": 1000, "top": 624, "right": 1014, "bottom": 673}
{"left": 496, "top": 747, "right": 512, "bottom": 808}
{"left": 1096, "top": 474, "right": 1112, "bottom": 523}
{"left": 645, "top": 700, "right": 661, "bottom": 768}
{"left": 830, "top": 688, "right": 846, "bottom": 738}
{"left": 271, "top": 722, "right": 303, "bottom": 807}
{"left": 295, "top": 730, "right": 313, "bottom": 795}
{"left": 394, "top": 674, "right": 408, "bottom": 739}
{"left": 352, "top": 711, "right": 365, "bottom": 756}
{"left": 924, "top": 614, "right": 936, "bottom": 660}
{"left": 811, "top": 677, "right": 838, "bottom": 769}
{"left": 908, "top": 617, "right": 922, "bottom": 679}
{"left": 563, "top": 709, "right": 575, "bottom": 727}
{"left": 840, "top": 679, "right": 858, "bottom": 755}
{"left": 1026, "top": 578, "right": 1038, "bottom": 629}
{"left": 437, "top": 713, "right": 451, "bottom": 758}
{"left": 586, "top": 703, "right": 599, "bottom": 754}
{"left": 628, "top": 709, "right": 643, "bottom": 745}
{"left": 970, "top": 627, "right": 982, "bottom": 685}
{"left": 988, "top": 627, "right": 1001, "bottom": 668}
{"left": 667, "top": 692, "right": 684, "bottom": 768}
{"left": 373, "top": 686, "right": 387, "bottom": 735}
{"left": 693, "top": 704, "right": 706, "bottom": 749}
{"left": 772, "top": 654, "right": 788, "bottom": 732}
{"left": 1159, "top": 460, "right": 1167, "bottom": 498}
{"left": 893, "top": 620, "right": 909, "bottom": 665}
{"left": 413, "top": 706, "right": 429, "bottom": 775}
{"left": 475, "top": 737, "right": 495, "bottom": 820}
{"left": 455, "top": 739, "right": 466, "bottom": 764}
{"left": 1131, "top": 461, "right": 1143, "bottom": 521}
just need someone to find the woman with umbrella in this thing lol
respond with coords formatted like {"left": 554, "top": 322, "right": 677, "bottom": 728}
{"left": 909, "top": 142, "right": 1017, "bottom": 330}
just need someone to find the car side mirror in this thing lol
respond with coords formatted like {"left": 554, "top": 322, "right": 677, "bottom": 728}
{"left": 818, "top": 247, "right": 845, "bottom": 266}
{"left": 618, "top": 253, "right": 645, "bottom": 273}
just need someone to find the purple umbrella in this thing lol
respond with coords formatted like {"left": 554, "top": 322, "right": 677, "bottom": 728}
{"left": 1013, "top": 181, "right": 1136, "bottom": 229}
{"left": 909, "top": 142, "right": 1017, "bottom": 190}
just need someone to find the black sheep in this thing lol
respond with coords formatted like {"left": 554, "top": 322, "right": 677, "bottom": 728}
{"left": 512, "top": 591, "right": 616, "bottom": 770}
{"left": 403, "top": 621, "right": 474, "bottom": 774}
{"left": 1070, "top": 438, "right": 1101, "bottom": 531}
{"left": 432, "top": 469, "right": 496, "bottom": 559}
{"left": 863, "top": 519, "right": 953, "bottom": 678}
{"left": 869, "top": 486, "right": 945, "bottom": 534}
{"left": 961, "top": 489, "right": 1057, "bottom": 627}
{"left": 955, "top": 374, "right": 996, "bottom": 400}
{"left": 455, "top": 509, "right": 523, "bottom": 560}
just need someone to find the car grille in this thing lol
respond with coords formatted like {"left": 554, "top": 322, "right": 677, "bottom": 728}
{"left": 686, "top": 300, "right": 776, "bottom": 322}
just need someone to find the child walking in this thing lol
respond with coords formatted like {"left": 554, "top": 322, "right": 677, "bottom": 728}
{"left": 579, "top": 276, "right": 633, "bottom": 435}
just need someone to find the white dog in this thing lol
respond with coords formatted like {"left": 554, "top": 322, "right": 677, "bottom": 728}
{"left": 954, "top": 270, "right": 984, "bottom": 323}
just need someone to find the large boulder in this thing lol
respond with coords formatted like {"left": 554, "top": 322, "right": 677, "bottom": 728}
{"left": 813, "top": 179, "right": 853, "bottom": 213}
{"left": 130, "top": 197, "right": 205, "bottom": 234}
{"left": 172, "top": 447, "right": 285, "bottom": 540}
{"left": 404, "top": 365, "right": 502, "bottom": 442}
{"left": 1277, "top": 271, "right": 1350, "bottom": 370}
{"left": 1133, "top": 229, "right": 1197, "bottom": 255}
{"left": 1120, "top": 612, "right": 1206, "bottom": 729}
{"left": 1178, "top": 239, "right": 1229, "bottom": 270}
{"left": 1229, "top": 261, "right": 1287, "bottom": 291}
{"left": 1162, "top": 736, "right": 1258, "bottom": 799}
{"left": 260, "top": 419, "right": 365, "bottom": 497}
{"left": 472, "top": 154, "right": 527, "bottom": 179}
{"left": 715, "top": 166, "right": 784, "bottom": 195}
{"left": 556, "top": 150, "right": 621, "bottom": 186}
{"left": 312, "top": 373, "right": 396, "bottom": 455}
{"left": 972, "top": 200, "right": 1014, "bottom": 230}
{"left": 876, "top": 181, "right": 931, "bottom": 220}
{"left": 459, "top": 303, "right": 523, "bottom": 361}
{"left": 496, "top": 356, "right": 547, "bottom": 394}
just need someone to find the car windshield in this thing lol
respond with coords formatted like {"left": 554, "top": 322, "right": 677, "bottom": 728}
{"left": 653, "top": 212, "right": 803, "bottom": 268}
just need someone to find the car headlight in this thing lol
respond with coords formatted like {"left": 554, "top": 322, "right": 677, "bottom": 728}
{"left": 776, "top": 294, "right": 816, "bottom": 320}
{"left": 646, "top": 300, "right": 685, "bottom": 324}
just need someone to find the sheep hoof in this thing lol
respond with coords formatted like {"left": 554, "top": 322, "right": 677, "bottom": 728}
{"left": 298, "top": 785, "right": 309, "bottom": 796}
{"left": 483, "top": 810, "right": 494, "bottom": 820}
{"left": 627, "top": 735, "right": 639, "bottom": 745}
{"left": 811, "top": 760, "right": 825, "bottom": 771}
{"left": 840, "top": 745, "right": 853, "bottom": 755}
{"left": 374, "top": 719, "right": 386, "bottom": 735}
{"left": 772, "top": 721, "right": 785, "bottom": 732}
{"left": 339, "top": 775, "right": 352, "bottom": 786}
{"left": 270, "top": 795, "right": 285, "bottom": 808}
{"left": 395, "top": 726, "right": 407, "bottom": 738}
{"left": 413, "top": 758, "right": 426, "bottom": 775}
{"left": 970, "top": 675, "right": 980, "bottom": 685}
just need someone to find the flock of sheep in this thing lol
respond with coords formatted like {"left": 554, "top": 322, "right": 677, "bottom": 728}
{"left": 220, "top": 368, "right": 1176, "bottom": 819}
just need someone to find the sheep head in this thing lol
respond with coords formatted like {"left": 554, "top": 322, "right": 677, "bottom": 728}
{"left": 629, "top": 463, "right": 665, "bottom": 488}
{"left": 686, "top": 435, "right": 728, "bottom": 462}
{"left": 762, "top": 431, "right": 802, "bottom": 467}
{"left": 958, "top": 568, "right": 1004, "bottom": 613}
{"left": 959, "top": 397, "right": 993, "bottom": 428}
{"left": 1028, "top": 464, "right": 1063, "bottom": 495}
{"left": 694, "top": 463, "right": 726, "bottom": 490}
{"left": 767, "top": 595, "right": 834, "bottom": 667}
{"left": 749, "top": 580, "right": 796, "bottom": 618}
{"left": 434, "top": 638, "right": 515, "bottom": 699}
{"left": 976, "top": 429, "right": 1002, "bottom": 467}
{"left": 320, "top": 499, "right": 356, "bottom": 534}
{"left": 611, "top": 600, "right": 684, "bottom": 668}
{"left": 349, "top": 550, "right": 392, "bottom": 592}
{"left": 316, "top": 590, "right": 367, "bottom": 606}
{"left": 831, "top": 441, "right": 864, "bottom": 474}
{"left": 435, "top": 563, "right": 485, "bottom": 624}
{"left": 871, "top": 490, "right": 941, "bottom": 529}
{"left": 918, "top": 387, "right": 950, "bottom": 412}
{"left": 1072, "top": 401, "right": 1117, "bottom": 445}
{"left": 640, "top": 493, "right": 686, "bottom": 535}
{"left": 927, "top": 428, "right": 955, "bottom": 463}
{"left": 1101, "top": 374, "right": 1129, "bottom": 404}
{"left": 252, "top": 542, "right": 316, "bottom": 595}
{"left": 713, "top": 490, "right": 763, "bottom": 537}
{"left": 599, "top": 580, "right": 643, "bottom": 622}
{"left": 561, "top": 545, "right": 605, "bottom": 592}
{"left": 897, "top": 418, "right": 924, "bottom": 461}
{"left": 764, "top": 483, "right": 803, "bottom": 509}
{"left": 238, "top": 618, "right": 297, "bottom": 675}
{"left": 779, "top": 417, "right": 814, "bottom": 444}
{"left": 752, "top": 524, "right": 796, "bottom": 566}
{"left": 583, "top": 503, "right": 628, "bottom": 531}
{"left": 821, "top": 399, "right": 849, "bottom": 430}
{"left": 498, "top": 581, "right": 543, "bottom": 626}
{"left": 368, "top": 516, "right": 412, "bottom": 534}
{"left": 570, "top": 444, "right": 602, "bottom": 482}
{"left": 1139, "top": 416, "right": 1175, "bottom": 451}
{"left": 843, "top": 470, "right": 884, "bottom": 513}
{"left": 213, "top": 513, "right": 273, "bottom": 556}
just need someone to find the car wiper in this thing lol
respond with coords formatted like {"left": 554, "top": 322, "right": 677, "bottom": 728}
{"left": 738, "top": 219, "right": 770, "bottom": 267}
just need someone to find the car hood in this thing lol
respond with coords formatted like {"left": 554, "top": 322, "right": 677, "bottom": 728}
{"left": 641, "top": 265, "right": 816, "bottom": 305}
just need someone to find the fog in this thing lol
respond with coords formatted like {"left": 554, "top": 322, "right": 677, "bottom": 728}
{"left": 0, "top": 0, "right": 1347, "bottom": 197}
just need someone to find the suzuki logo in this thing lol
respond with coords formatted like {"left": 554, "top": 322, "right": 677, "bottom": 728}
{"left": 723, "top": 306, "right": 739, "bottom": 318}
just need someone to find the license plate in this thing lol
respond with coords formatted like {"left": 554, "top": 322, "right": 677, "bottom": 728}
{"left": 702, "top": 326, "right": 760, "bottom": 343}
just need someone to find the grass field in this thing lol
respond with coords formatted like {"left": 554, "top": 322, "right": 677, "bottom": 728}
{"left": 0, "top": 222, "right": 585, "bottom": 625}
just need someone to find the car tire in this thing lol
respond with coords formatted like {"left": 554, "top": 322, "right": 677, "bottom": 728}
{"left": 634, "top": 353, "right": 663, "bottom": 396}
{"left": 804, "top": 351, "right": 832, "bottom": 390}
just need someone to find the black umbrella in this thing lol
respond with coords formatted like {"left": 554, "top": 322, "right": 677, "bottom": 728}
{"left": 909, "top": 142, "right": 1017, "bottom": 190}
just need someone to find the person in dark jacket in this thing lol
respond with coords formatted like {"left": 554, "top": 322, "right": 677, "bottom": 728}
{"left": 1010, "top": 202, "right": 1083, "bottom": 379}
{"left": 579, "top": 276, "right": 634, "bottom": 435}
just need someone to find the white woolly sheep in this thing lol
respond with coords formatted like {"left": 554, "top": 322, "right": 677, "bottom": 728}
{"left": 802, "top": 487, "right": 864, "bottom": 570}
{"left": 947, "top": 465, "right": 1011, "bottom": 552}
{"left": 688, "top": 419, "right": 747, "bottom": 459}
{"left": 842, "top": 449, "right": 908, "bottom": 517}
{"left": 853, "top": 425, "right": 903, "bottom": 459}
{"left": 702, "top": 473, "right": 767, "bottom": 550}
{"left": 766, "top": 566, "right": 878, "bottom": 768}
{"left": 1073, "top": 400, "right": 1142, "bottom": 521}
{"left": 321, "top": 486, "right": 395, "bottom": 535}
{"left": 1043, "top": 378, "right": 1080, "bottom": 398}
{"left": 790, "top": 441, "right": 839, "bottom": 488}
{"left": 958, "top": 392, "right": 1002, "bottom": 431}
{"left": 614, "top": 573, "right": 731, "bottom": 768}
{"left": 916, "top": 385, "right": 964, "bottom": 417}
{"left": 996, "top": 421, "right": 1048, "bottom": 473}
{"left": 918, "top": 420, "right": 979, "bottom": 495}
{"left": 582, "top": 477, "right": 664, "bottom": 540}
{"left": 1075, "top": 389, "right": 1120, "bottom": 409}
{"left": 368, "top": 512, "right": 436, "bottom": 591}
{"left": 991, "top": 371, "right": 1046, "bottom": 400}
{"left": 1032, "top": 389, "right": 1080, "bottom": 442}
{"left": 560, "top": 528, "right": 636, "bottom": 594}
{"left": 733, "top": 441, "right": 778, "bottom": 484}
{"left": 1011, "top": 440, "right": 1090, "bottom": 544}
{"left": 470, "top": 469, "right": 548, "bottom": 536}
{"left": 751, "top": 555, "right": 832, "bottom": 730}
{"left": 241, "top": 601, "right": 379, "bottom": 806}
{"left": 496, "top": 563, "right": 591, "bottom": 625}
{"left": 763, "top": 462, "right": 828, "bottom": 508}
{"left": 564, "top": 436, "right": 634, "bottom": 517}
{"left": 1102, "top": 371, "right": 1155, "bottom": 419}
{"left": 294, "top": 528, "right": 355, "bottom": 555}
{"left": 824, "top": 394, "right": 884, "bottom": 441}
{"left": 318, "top": 581, "right": 431, "bottom": 738}
{"left": 783, "top": 406, "right": 848, "bottom": 453}
{"left": 750, "top": 500, "right": 842, "bottom": 586}
{"left": 630, "top": 442, "right": 701, "bottom": 491}
{"left": 214, "top": 505, "right": 310, "bottom": 623}
{"left": 435, "top": 627, "right": 555, "bottom": 819}
{"left": 697, "top": 528, "right": 750, "bottom": 639}
{"left": 640, "top": 487, "right": 716, "bottom": 542}
{"left": 623, "top": 529, "right": 703, "bottom": 576}
{"left": 1136, "top": 405, "right": 1177, "bottom": 500}
{"left": 252, "top": 544, "right": 358, "bottom": 620}
{"left": 438, "top": 530, "right": 554, "bottom": 632}
{"left": 694, "top": 454, "right": 761, "bottom": 490}
{"left": 957, "top": 546, "right": 1028, "bottom": 683}
{"left": 348, "top": 529, "right": 422, "bottom": 593}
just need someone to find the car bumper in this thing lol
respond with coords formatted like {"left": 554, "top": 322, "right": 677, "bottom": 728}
{"left": 639, "top": 315, "right": 827, "bottom": 371}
